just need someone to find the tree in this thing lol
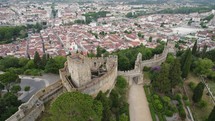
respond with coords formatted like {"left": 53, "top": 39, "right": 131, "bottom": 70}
{"left": 53, "top": 56, "right": 66, "bottom": 69}
{"left": 192, "top": 40, "right": 197, "bottom": 56}
{"left": 24, "top": 60, "right": 36, "bottom": 69}
{"left": 0, "top": 56, "right": 20, "bottom": 71}
{"left": 193, "top": 58, "right": 214, "bottom": 76}
{"left": 149, "top": 36, "right": 152, "bottom": 42}
{"left": 182, "top": 49, "right": 192, "bottom": 78}
{"left": 96, "top": 46, "right": 107, "bottom": 57}
{"left": 201, "top": 45, "right": 207, "bottom": 58}
{"left": 18, "top": 57, "right": 29, "bottom": 67}
{"left": 33, "top": 51, "right": 41, "bottom": 68}
{"left": 95, "top": 91, "right": 112, "bottom": 121}
{"left": 48, "top": 92, "right": 103, "bottom": 121}
{"left": 192, "top": 82, "right": 205, "bottom": 103}
{"left": 0, "top": 72, "right": 19, "bottom": 91}
{"left": 41, "top": 54, "right": 49, "bottom": 69}
{"left": 45, "top": 58, "right": 59, "bottom": 74}
{"left": 0, "top": 92, "right": 22, "bottom": 121}
{"left": 11, "top": 85, "right": 21, "bottom": 93}
{"left": 169, "top": 59, "right": 182, "bottom": 88}
{"left": 208, "top": 106, "right": 215, "bottom": 121}
{"left": 153, "top": 63, "right": 171, "bottom": 93}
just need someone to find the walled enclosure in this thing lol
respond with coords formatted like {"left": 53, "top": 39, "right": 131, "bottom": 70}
{"left": 60, "top": 54, "right": 118, "bottom": 96}
{"left": 7, "top": 42, "right": 174, "bottom": 121}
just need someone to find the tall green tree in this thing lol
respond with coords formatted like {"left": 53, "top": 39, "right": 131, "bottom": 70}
{"left": 208, "top": 106, "right": 215, "bottom": 121}
{"left": 201, "top": 45, "right": 207, "bottom": 58}
{"left": 192, "top": 40, "right": 197, "bottom": 55}
{"left": 192, "top": 82, "right": 205, "bottom": 103}
{"left": 95, "top": 91, "right": 112, "bottom": 121}
{"left": 182, "top": 49, "right": 192, "bottom": 78}
{"left": 45, "top": 58, "right": 59, "bottom": 74}
{"left": 41, "top": 54, "right": 49, "bottom": 69}
{"left": 33, "top": 51, "right": 41, "bottom": 68}
{"left": 169, "top": 59, "right": 182, "bottom": 88}
{"left": 153, "top": 63, "right": 171, "bottom": 93}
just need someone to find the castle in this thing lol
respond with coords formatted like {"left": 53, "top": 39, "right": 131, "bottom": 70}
{"left": 6, "top": 43, "right": 173, "bottom": 121}
{"left": 59, "top": 54, "right": 118, "bottom": 96}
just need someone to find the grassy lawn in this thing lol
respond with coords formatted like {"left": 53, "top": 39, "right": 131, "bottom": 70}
{"left": 184, "top": 73, "right": 214, "bottom": 121}
{"left": 207, "top": 80, "right": 215, "bottom": 94}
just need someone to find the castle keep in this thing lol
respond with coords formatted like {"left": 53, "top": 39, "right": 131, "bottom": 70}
{"left": 60, "top": 54, "right": 118, "bottom": 95}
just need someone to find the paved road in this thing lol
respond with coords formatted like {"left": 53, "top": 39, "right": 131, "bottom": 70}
{"left": 18, "top": 74, "right": 60, "bottom": 102}
{"left": 129, "top": 84, "right": 152, "bottom": 121}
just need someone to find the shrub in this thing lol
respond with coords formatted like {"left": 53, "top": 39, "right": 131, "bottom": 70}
{"left": 24, "top": 69, "right": 42, "bottom": 76}
{"left": 189, "top": 82, "right": 196, "bottom": 91}
{"left": 183, "top": 95, "right": 188, "bottom": 100}
{"left": 11, "top": 85, "right": 21, "bottom": 93}
{"left": 149, "top": 103, "right": 157, "bottom": 121}
{"left": 185, "top": 100, "right": 190, "bottom": 106}
{"left": 175, "top": 93, "right": 182, "bottom": 101}
{"left": 153, "top": 94, "right": 159, "bottom": 99}
{"left": 197, "top": 100, "right": 207, "bottom": 108}
{"left": 24, "top": 86, "right": 30, "bottom": 91}
{"left": 143, "top": 66, "right": 151, "bottom": 72}
{"left": 165, "top": 110, "right": 173, "bottom": 117}
{"left": 156, "top": 103, "right": 163, "bottom": 110}
{"left": 154, "top": 99, "right": 161, "bottom": 104}
{"left": 163, "top": 96, "right": 171, "bottom": 103}
{"left": 179, "top": 106, "right": 186, "bottom": 120}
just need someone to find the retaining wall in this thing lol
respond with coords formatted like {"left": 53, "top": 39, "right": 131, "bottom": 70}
{"left": 6, "top": 81, "right": 64, "bottom": 121}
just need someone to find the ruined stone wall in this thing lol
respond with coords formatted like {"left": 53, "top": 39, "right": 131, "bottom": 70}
{"left": 141, "top": 47, "right": 168, "bottom": 69}
{"left": 79, "top": 62, "right": 118, "bottom": 96}
{"left": 6, "top": 81, "right": 64, "bottom": 121}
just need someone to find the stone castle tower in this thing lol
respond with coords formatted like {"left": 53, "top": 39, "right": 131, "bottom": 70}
{"left": 60, "top": 54, "right": 118, "bottom": 95}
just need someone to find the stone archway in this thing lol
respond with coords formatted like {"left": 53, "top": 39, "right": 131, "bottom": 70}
{"left": 133, "top": 76, "right": 139, "bottom": 84}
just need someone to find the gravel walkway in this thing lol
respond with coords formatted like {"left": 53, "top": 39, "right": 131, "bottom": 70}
{"left": 129, "top": 84, "right": 152, "bottom": 121}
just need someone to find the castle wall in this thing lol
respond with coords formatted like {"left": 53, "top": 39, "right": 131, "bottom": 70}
{"left": 6, "top": 81, "right": 64, "bottom": 121}
{"left": 79, "top": 63, "right": 117, "bottom": 96}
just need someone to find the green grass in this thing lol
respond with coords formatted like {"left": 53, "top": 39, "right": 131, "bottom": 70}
{"left": 207, "top": 80, "right": 215, "bottom": 94}
{"left": 184, "top": 73, "right": 214, "bottom": 121}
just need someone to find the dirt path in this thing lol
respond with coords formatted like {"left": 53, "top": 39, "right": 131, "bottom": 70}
{"left": 129, "top": 84, "right": 152, "bottom": 121}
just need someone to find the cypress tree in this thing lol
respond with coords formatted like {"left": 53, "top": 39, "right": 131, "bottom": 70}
{"left": 33, "top": 51, "right": 41, "bottom": 68}
{"left": 157, "top": 63, "right": 171, "bottom": 93}
{"left": 169, "top": 59, "right": 182, "bottom": 88}
{"left": 201, "top": 45, "right": 207, "bottom": 58}
{"left": 41, "top": 54, "right": 49, "bottom": 69}
{"left": 182, "top": 49, "right": 192, "bottom": 78}
{"left": 208, "top": 106, "right": 215, "bottom": 121}
{"left": 192, "top": 40, "right": 197, "bottom": 55}
{"left": 192, "top": 82, "right": 205, "bottom": 103}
